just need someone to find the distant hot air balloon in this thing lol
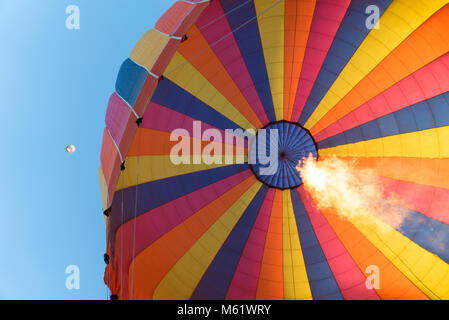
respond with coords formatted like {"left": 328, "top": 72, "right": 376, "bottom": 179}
{"left": 65, "top": 144, "right": 76, "bottom": 153}
{"left": 99, "top": 0, "right": 449, "bottom": 300}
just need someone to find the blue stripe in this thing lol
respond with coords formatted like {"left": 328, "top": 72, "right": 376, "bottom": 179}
{"left": 318, "top": 91, "right": 449, "bottom": 149}
{"left": 191, "top": 185, "right": 269, "bottom": 300}
{"left": 109, "top": 165, "right": 250, "bottom": 257}
{"left": 220, "top": 0, "right": 276, "bottom": 122}
{"left": 298, "top": 0, "right": 392, "bottom": 125}
{"left": 115, "top": 58, "right": 148, "bottom": 107}
{"left": 397, "top": 208, "right": 449, "bottom": 263}
{"left": 290, "top": 189, "right": 343, "bottom": 300}
{"left": 151, "top": 78, "right": 244, "bottom": 132}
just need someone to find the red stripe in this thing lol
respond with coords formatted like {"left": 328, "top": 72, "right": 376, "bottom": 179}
{"left": 314, "top": 52, "right": 449, "bottom": 142}
{"left": 379, "top": 176, "right": 449, "bottom": 225}
{"left": 297, "top": 186, "right": 380, "bottom": 300}
{"left": 290, "top": 0, "right": 350, "bottom": 122}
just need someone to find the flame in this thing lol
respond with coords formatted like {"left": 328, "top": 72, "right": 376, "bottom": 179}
{"left": 296, "top": 154, "right": 409, "bottom": 233}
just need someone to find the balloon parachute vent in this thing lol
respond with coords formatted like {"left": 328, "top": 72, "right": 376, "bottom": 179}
{"left": 249, "top": 121, "right": 317, "bottom": 189}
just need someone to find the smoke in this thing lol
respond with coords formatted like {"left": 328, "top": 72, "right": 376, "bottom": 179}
{"left": 296, "top": 155, "right": 410, "bottom": 233}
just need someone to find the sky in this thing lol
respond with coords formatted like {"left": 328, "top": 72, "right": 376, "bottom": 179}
{"left": 0, "top": 0, "right": 177, "bottom": 299}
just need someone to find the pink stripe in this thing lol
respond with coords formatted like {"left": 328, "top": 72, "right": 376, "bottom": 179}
{"left": 105, "top": 93, "right": 131, "bottom": 145}
{"left": 290, "top": 0, "right": 350, "bottom": 122}
{"left": 195, "top": 0, "right": 269, "bottom": 126}
{"left": 142, "top": 102, "right": 247, "bottom": 145}
{"left": 378, "top": 176, "right": 449, "bottom": 225}
{"left": 225, "top": 189, "right": 275, "bottom": 299}
{"left": 114, "top": 169, "right": 253, "bottom": 298}
{"left": 297, "top": 187, "right": 380, "bottom": 300}
{"left": 100, "top": 128, "right": 121, "bottom": 207}
{"left": 314, "top": 52, "right": 449, "bottom": 142}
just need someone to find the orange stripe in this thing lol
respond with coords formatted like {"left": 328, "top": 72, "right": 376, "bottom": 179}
{"left": 335, "top": 157, "right": 449, "bottom": 191}
{"left": 129, "top": 175, "right": 256, "bottom": 299}
{"left": 127, "top": 128, "right": 247, "bottom": 156}
{"left": 321, "top": 208, "right": 429, "bottom": 300}
{"left": 310, "top": 4, "right": 449, "bottom": 135}
{"left": 256, "top": 189, "right": 284, "bottom": 299}
{"left": 177, "top": 25, "right": 263, "bottom": 128}
{"left": 283, "top": 0, "right": 316, "bottom": 121}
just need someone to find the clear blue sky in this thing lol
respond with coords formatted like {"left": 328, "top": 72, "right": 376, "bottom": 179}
{"left": 0, "top": 0, "right": 176, "bottom": 299}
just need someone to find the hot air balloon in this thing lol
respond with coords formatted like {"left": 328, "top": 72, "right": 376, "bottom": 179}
{"left": 99, "top": 0, "right": 449, "bottom": 300}
{"left": 66, "top": 144, "right": 76, "bottom": 153}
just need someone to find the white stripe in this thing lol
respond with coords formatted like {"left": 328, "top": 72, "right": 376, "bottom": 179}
{"left": 106, "top": 128, "right": 124, "bottom": 164}
{"left": 180, "top": 0, "right": 209, "bottom": 4}
{"left": 148, "top": 70, "right": 160, "bottom": 79}
{"left": 129, "top": 56, "right": 160, "bottom": 80}
{"left": 154, "top": 28, "right": 183, "bottom": 40}
{"left": 115, "top": 91, "right": 140, "bottom": 119}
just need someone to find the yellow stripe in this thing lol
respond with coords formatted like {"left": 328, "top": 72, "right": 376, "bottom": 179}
{"left": 343, "top": 210, "right": 449, "bottom": 299}
{"left": 254, "top": 0, "right": 285, "bottom": 121}
{"left": 116, "top": 155, "right": 246, "bottom": 191}
{"left": 153, "top": 180, "right": 263, "bottom": 299}
{"left": 98, "top": 166, "right": 109, "bottom": 210}
{"left": 130, "top": 29, "right": 171, "bottom": 71}
{"left": 304, "top": 0, "right": 448, "bottom": 129}
{"left": 282, "top": 190, "right": 312, "bottom": 300}
{"left": 319, "top": 126, "right": 449, "bottom": 158}
{"left": 164, "top": 52, "right": 255, "bottom": 130}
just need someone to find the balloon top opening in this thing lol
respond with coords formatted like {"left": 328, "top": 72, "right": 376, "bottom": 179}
{"left": 249, "top": 121, "right": 318, "bottom": 189}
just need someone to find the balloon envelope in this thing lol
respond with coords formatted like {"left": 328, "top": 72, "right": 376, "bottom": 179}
{"left": 99, "top": 0, "right": 449, "bottom": 300}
